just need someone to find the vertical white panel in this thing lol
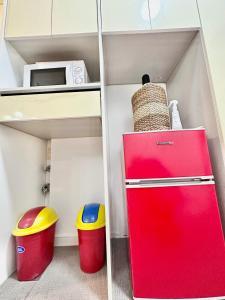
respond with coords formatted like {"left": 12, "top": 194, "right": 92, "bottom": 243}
{"left": 197, "top": 0, "right": 225, "bottom": 149}
{"left": 49, "top": 137, "right": 104, "bottom": 246}
{"left": 0, "top": 41, "right": 26, "bottom": 88}
{"left": 0, "top": 125, "right": 46, "bottom": 285}
{"left": 0, "top": 4, "right": 3, "bottom": 33}
{"left": 167, "top": 33, "right": 225, "bottom": 227}
{"left": 97, "top": 0, "right": 113, "bottom": 297}
{"left": 0, "top": 0, "right": 26, "bottom": 89}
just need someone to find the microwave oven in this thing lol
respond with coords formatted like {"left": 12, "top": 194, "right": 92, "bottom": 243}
{"left": 23, "top": 60, "right": 90, "bottom": 88}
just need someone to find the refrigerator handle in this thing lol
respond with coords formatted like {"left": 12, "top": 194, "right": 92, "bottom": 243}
{"left": 126, "top": 181, "right": 215, "bottom": 189}
{"left": 156, "top": 141, "right": 174, "bottom": 145}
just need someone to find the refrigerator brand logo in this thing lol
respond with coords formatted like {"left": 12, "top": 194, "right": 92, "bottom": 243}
{"left": 17, "top": 246, "right": 25, "bottom": 254}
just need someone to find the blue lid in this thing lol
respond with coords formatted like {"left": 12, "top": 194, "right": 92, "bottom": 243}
{"left": 82, "top": 203, "right": 100, "bottom": 223}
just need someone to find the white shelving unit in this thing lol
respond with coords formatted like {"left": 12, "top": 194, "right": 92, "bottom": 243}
{"left": 0, "top": 1, "right": 225, "bottom": 300}
{"left": 102, "top": 29, "right": 225, "bottom": 300}
{"left": 0, "top": 117, "right": 101, "bottom": 139}
{"left": 0, "top": 90, "right": 102, "bottom": 138}
{"left": 0, "top": 2, "right": 106, "bottom": 296}
{"left": 6, "top": 34, "right": 100, "bottom": 83}
{"left": 0, "top": 82, "right": 101, "bottom": 95}
{"left": 103, "top": 30, "right": 197, "bottom": 84}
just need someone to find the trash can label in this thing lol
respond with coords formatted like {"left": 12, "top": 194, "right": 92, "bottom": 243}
{"left": 17, "top": 246, "right": 25, "bottom": 254}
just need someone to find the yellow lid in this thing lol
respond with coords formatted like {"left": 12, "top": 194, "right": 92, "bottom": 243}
{"left": 12, "top": 207, "right": 58, "bottom": 237}
{"left": 76, "top": 203, "right": 105, "bottom": 230}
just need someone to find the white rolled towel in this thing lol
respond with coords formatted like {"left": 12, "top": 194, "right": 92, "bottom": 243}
{"left": 169, "top": 100, "right": 183, "bottom": 130}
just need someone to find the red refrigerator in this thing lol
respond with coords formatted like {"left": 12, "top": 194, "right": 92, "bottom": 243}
{"left": 123, "top": 129, "right": 225, "bottom": 300}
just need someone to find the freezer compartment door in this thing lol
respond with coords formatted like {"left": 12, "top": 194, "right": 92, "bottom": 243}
{"left": 126, "top": 184, "right": 225, "bottom": 299}
{"left": 123, "top": 129, "right": 213, "bottom": 180}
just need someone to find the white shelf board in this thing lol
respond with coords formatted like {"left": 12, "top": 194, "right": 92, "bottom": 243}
{"left": 103, "top": 30, "right": 197, "bottom": 85}
{"left": 0, "top": 82, "right": 101, "bottom": 96}
{"left": 6, "top": 34, "right": 100, "bottom": 82}
{"left": 1, "top": 117, "right": 102, "bottom": 139}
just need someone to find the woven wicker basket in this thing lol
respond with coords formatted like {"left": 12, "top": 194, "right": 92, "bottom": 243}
{"left": 132, "top": 83, "right": 171, "bottom": 131}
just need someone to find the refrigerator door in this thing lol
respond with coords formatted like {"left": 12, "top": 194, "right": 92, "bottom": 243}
{"left": 123, "top": 129, "right": 213, "bottom": 180}
{"left": 126, "top": 184, "right": 225, "bottom": 299}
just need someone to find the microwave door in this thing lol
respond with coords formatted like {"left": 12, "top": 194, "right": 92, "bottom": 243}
{"left": 30, "top": 67, "right": 67, "bottom": 87}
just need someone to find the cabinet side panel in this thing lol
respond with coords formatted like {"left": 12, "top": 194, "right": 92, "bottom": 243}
{"left": 0, "top": 125, "right": 46, "bottom": 284}
{"left": 197, "top": 0, "right": 225, "bottom": 147}
{"left": 167, "top": 32, "right": 225, "bottom": 229}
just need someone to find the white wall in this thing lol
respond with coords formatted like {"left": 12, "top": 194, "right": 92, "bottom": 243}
{"left": 0, "top": 0, "right": 25, "bottom": 89}
{"left": 0, "top": 0, "right": 47, "bottom": 285}
{"left": 167, "top": 33, "right": 225, "bottom": 227}
{"left": 106, "top": 84, "right": 167, "bottom": 238}
{"left": 0, "top": 4, "right": 3, "bottom": 33}
{"left": 197, "top": 0, "right": 225, "bottom": 151}
{"left": 167, "top": 33, "right": 216, "bottom": 133}
{"left": 106, "top": 85, "right": 139, "bottom": 238}
{"left": 0, "top": 125, "right": 46, "bottom": 285}
{"left": 49, "top": 137, "right": 105, "bottom": 246}
{"left": 0, "top": 41, "right": 26, "bottom": 88}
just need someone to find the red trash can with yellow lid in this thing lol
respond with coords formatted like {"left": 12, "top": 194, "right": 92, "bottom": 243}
{"left": 76, "top": 203, "right": 106, "bottom": 273}
{"left": 12, "top": 206, "right": 58, "bottom": 281}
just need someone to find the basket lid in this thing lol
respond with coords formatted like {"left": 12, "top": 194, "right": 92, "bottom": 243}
{"left": 12, "top": 206, "right": 58, "bottom": 236}
{"left": 76, "top": 203, "right": 105, "bottom": 230}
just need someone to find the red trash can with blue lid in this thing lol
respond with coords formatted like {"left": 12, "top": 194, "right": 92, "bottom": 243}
{"left": 12, "top": 206, "right": 58, "bottom": 281}
{"left": 76, "top": 203, "right": 106, "bottom": 273}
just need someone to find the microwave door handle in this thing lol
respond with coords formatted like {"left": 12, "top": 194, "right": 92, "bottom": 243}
{"left": 66, "top": 66, "right": 72, "bottom": 85}
{"left": 23, "top": 65, "right": 32, "bottom": 88}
